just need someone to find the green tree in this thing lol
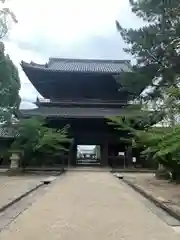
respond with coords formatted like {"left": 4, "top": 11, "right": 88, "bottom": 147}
{"left": 0, "top": 42, "right": 20, "bottom": 123}
{"left": 0, "top": 0, "right": 17, "bottom": 39}
{"left": 140, "top": 87, "right": 180, "bottom": 180}
{"left": 0, "top": 1, "right": 19, "bottom": 123}
{"left": 11, "top": 117, "right": 72, "bottom": 167}
{"left": 116, "top": 0, "right": 180, "bottom": 102}
{"left": 110, "top": 0, "right": 180, "bottom": 179}
{"left": 35, "top": 122, "right": 72, "bottom": 160}
{"left": 108, "top": 87, "right": 180, "bottom": 180}
{"left": 136, "top": 126, "right": 180, "bottom": 180}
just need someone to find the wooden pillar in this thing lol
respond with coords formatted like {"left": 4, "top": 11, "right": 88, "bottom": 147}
{"left": 126, "top": 145, "right": 132, "bottom": 168}
{"left": 109, "top": 144, "right": 117, "bottom": 167}
{"left": 101, "top": 142, "right": 108, "bottom": 166}
{"left": 134, "top": 149, "right": 141, "bottom": 167}
{"left": 68, "top": 142, "right": 77, "bottom": 166}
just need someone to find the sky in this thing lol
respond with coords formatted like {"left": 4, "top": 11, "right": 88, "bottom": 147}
{"left": 2, "top": 0, "right": 143, "bottom": 109}
{"left": 1, "top": 0, "right": 144, "bottom": 150}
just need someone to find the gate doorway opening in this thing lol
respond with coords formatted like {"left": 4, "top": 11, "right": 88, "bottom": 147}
{"left": 76, "top": 145, "right": 101, "bottom": 165}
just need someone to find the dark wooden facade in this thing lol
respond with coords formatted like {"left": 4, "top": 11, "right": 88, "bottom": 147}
{"left": 20, "top": 58, "right": 134, "bottom": 167}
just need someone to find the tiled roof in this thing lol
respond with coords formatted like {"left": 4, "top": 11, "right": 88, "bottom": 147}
{"left": 21, "top": 58, "right": 131, "bottom": 74}
{"left": 0, "top": 127, "right": 17, "bottom": 138}
{"left": 20, "top": 106, "right": 127, "bottom": 118}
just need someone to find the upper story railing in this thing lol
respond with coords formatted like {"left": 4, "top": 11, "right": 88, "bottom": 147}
{"left": 36, "top": 97, "right": 128, "bottom": 108}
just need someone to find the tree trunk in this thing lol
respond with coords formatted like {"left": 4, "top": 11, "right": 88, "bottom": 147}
{"left": 156, "top": 163, "right": 170, "bottom": 180}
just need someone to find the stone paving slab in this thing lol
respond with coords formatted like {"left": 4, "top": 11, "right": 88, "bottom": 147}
{"left": 0, "top": 171, "right": 179, "bottom": 239}
{"left": 0, "top": 176, "right": 45, "bottom": 210}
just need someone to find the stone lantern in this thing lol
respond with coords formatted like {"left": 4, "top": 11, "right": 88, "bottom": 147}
{"left": 8, "top": 151, "right": 22, "bottom": 175}
{"left": 10, "top": 152, "right": 20, "bottom": 169}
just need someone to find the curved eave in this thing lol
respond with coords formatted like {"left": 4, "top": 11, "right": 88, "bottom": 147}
{"left": 21, "top": 62, "right": 50, "bottom": 98}
{"left": 21, "top": 61, "right": 131, "bottom": 100}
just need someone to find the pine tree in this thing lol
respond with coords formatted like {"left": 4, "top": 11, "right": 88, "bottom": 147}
{"left": 116, "top": 0, "right": 180, "bottom": 100}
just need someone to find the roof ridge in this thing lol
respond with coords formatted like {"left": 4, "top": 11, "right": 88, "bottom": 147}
{"left": 48, "top": 58, "right": 130, "bottom": 64}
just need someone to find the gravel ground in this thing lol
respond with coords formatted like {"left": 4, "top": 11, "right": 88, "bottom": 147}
{"left": 0, "top": 182, "right": 51, "bottom": 232}
{"left": 0, "top": 175, "right": 46, "bottom": 210}
{"left": 123, "top": 173, "right": 180, "bottom": 207}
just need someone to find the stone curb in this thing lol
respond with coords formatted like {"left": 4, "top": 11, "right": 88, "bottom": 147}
{"left": 0, "top": 182, "right": 44, "bottom": 213}
{"left": 111, "top": 169, "right": 155, "bottom": 173}
{"left": 0, "top": 170, "right": 65, "bottom": 213}
{"left": 123, "top": 178, "right": 180, "bottom": 222}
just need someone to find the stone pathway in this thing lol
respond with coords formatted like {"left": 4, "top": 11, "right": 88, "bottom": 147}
{"left": 0, "top": 171, "right": 179, "bottom": 239}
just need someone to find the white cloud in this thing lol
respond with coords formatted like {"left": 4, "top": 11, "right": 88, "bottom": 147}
{"left": 20, "top": 101, "right": 37, "bottom": 109}
{"left": 9, "top": 0, "right": 130, "bottom": 43}
{"left": 3, "top": 0, "right": 142, "bottom": 108}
